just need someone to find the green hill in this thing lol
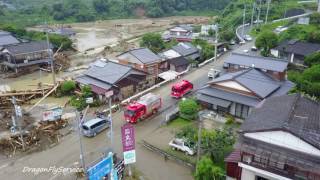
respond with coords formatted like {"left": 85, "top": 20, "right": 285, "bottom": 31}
{"left": 0, "top": 0, "right": 232, "bottom": 27}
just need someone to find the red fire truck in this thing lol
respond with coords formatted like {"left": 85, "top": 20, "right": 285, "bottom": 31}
{"left": 171, "top": 80, "right": 193, "bottom": 98}
{"left": 124, "top": 93, "right": 162, "bottom": 123}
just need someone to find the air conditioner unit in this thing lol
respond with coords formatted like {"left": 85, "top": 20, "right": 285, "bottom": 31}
{"left": 243, "top": 155, "right": 252, "bottom": 164}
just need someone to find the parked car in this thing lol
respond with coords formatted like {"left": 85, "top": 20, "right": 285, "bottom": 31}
{"left": 171, "top": 80, "right": 193, "bottom": 98}
{"left": 229, "top": 40, "right": 236, "bottom": 45}
{"left": 251, "top": 46, "right": 258, "bottom": 51}
{"left": 244, "top": 35, "right": 252, "bottom": 41}
{"left": 169, "top": 138, "right": 195, "bottom": 155}
{"left": 81, "top": 118, "right": 110, "bottom": 137}
{"left": 208, "top": 68, "right": 221, "bottom": 79}
{"left": 254, "top": 19, "right": 263, "bottom": 24}
{"left": 243, "top": 49, "right": 249, "bottom": 53}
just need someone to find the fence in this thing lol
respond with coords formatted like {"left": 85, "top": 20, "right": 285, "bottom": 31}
{"left": 141, "top": 140, "right": 196, "bottom": 171}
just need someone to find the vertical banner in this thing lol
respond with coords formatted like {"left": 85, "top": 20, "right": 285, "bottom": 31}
{"left": 121, "top": 124, "right": 136, "bottom": 164}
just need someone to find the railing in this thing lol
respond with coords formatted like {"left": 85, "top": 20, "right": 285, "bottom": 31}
{"left": 141, "top": 140, "right": 195, "bottom": 171}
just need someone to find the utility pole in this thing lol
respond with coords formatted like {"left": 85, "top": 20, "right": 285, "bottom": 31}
{"left": 11, "top": 96, "right": 25, "bottom": 151}
{"left": 241, "top": 4, "right": 246, "bottom": 37}
{"left": 250, "top": 2, "right": 256, "bottom": 30}
{"left": 109, "top": 97, "right": 113, "bottom": 150}
{"left": 45, "top": 22, "right": 56, "bottom": 85}
{"left": 105, "top": 90, "right": 114, "bottom": 152}
{"left": 214, "top": 24, "right": 218, "bottom": 62}
{"left": 318, "top": 0, "right": 320, "bottom": 13}
{"left": 265, "top": 0, "right": 271, "bottom": 24}
{"left": 196, "top": 113, "right": 203, "bottom": 163}
{"left": 257, "top": 0, "right": 262, "bottom": 25}
{"left": 77, "top": 106, "right": 89, "bottom": 171}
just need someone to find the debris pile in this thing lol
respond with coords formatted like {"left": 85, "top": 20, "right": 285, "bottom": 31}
{"left": 0, "top": 108, "right": 71, "bottom": 157}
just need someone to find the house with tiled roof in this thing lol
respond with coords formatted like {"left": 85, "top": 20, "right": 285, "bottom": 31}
{"left": 225, "top": 94, "right": 320, "bottom": 180}
{"left": 224, "top": 53, "right": 289, "bottom": 81}
{"left": 196, "top": 68, "right": 294, "bottom": 119}
{"left": 0, "top": 41, "right": 53, "bottom": 73}
{"left": 0, "top": 31, "right": 19, "bottom": 47}
{"left": 75, "top": 60, "right": 148, "bottom": 101}
{"left": 117, "top": 48, "right": 161, "bottom": 86}
{"left": 271, "top": 40, "right": 320, "bottom": 65}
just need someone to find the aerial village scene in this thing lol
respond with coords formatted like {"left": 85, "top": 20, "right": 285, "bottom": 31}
{"left": 0, "top": 0, "right": 320, "bottom": 180}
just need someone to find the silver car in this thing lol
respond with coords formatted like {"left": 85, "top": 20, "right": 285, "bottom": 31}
{"left": 82, "top": 118, "right": 110, "bottom": 137}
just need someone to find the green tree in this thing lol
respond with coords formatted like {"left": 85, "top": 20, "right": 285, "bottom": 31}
{"left": 176, "top": 125, "right": 197, "bottom": 145}
{"left": 310, "top": 12, "right": 320, "bottom": 25}
{"left": 195, "top": 156, "right": 224, "bottom": 180}
{"left": 208, "top": 28, "right": 214, "bottom": 37}
{"left": 93, "top": 0, "right": 109, "bottom": 13}
{"left": 305, "top": 52, "right": 320, "bottom": 67}
{"left": 288, "top": 65, "right": 320, "bottom": 98}
{"left": 60, "top": 81, "right": 76, "bottom": 95}
{"left": 255, "top": 31, "right": 278, "bottom": 56}
{"left": 201, "top": 128, "right": 235, "bottom": 163}
{"left": 192, "top": 39, "right": 214, "bottom": 61}
{"left": 220, "top": 29, "right": 235, "bottom": 42}
{"left": 178, "top": 98, "right": 199, "bottom": 120}
{"left": 307, "top": 31, "right": 320, "bottom": 44}
{"left": 140, "top": 33, "right": 165, "bottom": 53}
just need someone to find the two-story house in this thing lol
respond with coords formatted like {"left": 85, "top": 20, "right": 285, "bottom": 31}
{"left": 226, "top": 94, "right": 320, "bottom": 180}
{"left": 117, "top": 48, "right": 161, "bottom": 86}
{"left": 0, "top": 41, "right": 53, "bottom": 73}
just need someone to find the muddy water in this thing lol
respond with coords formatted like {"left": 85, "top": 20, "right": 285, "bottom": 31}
{"left": 4, "top": 71, "right": 54, "bottom": 91}
{"left": 75, "top": 29, "right": 118, "bottom": 52}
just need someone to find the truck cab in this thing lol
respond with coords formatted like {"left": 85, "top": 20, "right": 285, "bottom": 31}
{"left": 208, "top": 68, "right": 220, "bottom": 79}
{"left": 124, "top": 103, "right": 146, "bottom": 123}
{"left": 171, "top": 80, "right": 193, "bottom": 98}
{"left": 124, "top": 93, "right": 162, "bottom": 123}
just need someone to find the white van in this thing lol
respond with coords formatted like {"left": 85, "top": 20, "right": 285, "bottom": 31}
{"left": 82, "top": 118, "right": 110, "bottom": 137}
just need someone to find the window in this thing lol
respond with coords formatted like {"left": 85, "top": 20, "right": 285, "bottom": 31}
{"left": 147, "top": 66, "right": 155, "bottom": 74}
{"left": 235, "top": 103, "right": 249, "bottom": 118}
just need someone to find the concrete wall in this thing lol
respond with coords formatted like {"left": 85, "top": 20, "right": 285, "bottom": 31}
{"left": 241, "top": 168, "right": 256, "bottom": 180}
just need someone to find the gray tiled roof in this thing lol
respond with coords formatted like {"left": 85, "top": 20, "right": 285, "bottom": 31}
{"left": 119, "top": 48, "right": 160, "bottom": 64}
{"left": 209, "top": 69, "right": 285, "bottom": 98}
{"left": 241, "top": 94, "right": 320, "bottom": 149}
{"left": 172, "top": 43, "right": 199, "bottom": 57}
{"left": 168, "top": 56, "right": 189, "bottom": 66}
{"left": 3, "top": 41, "right": 52, "bottom": 55}
{"left": 0, "top": 31, "right": 19, "bottom": 46}
{"left": 225, "top": 53, "right": 288, "bottom": 72}
{"left": 275, "top": 40, "right": 320, "bottom": 56}
{"left": 197, "top": 85, "right": 261, "bottom": 107}
{"left": 83, "top": 61, "right": 146, "bottom": 85}
{"left": 75, "top": 75, "right": 112, "bottom": 90}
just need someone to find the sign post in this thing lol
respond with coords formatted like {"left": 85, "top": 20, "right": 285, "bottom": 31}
{"left": 121, "top": 123, "right": 136, "bottom": 177}
{"left": 87, "top": 152, "right": 113, "bottom": 180}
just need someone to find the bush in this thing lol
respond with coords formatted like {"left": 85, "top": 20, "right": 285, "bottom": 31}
{"left": 60, "top": 81, "right": 76, "bottom": 95}
{"left": 178, "top": 98, "right": 199, "bottom": 120}
{"left": 70, "top": 96, "right": 87, "bottom": 111}
{"left": 195, "top": 156, "right": 224, "bottom": 180}
{"left": 225, "top": 115, "right": 235, "bottom": 125}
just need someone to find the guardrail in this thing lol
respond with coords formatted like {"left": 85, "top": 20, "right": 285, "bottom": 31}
{"left": 235, "top": 23, "right": 250, "bottom": 42}
{"left": 272, "top": 12, "right": 313, "bottom": 22}
{"left": 141, "top": 140, "right": 196, "bottom": 171}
